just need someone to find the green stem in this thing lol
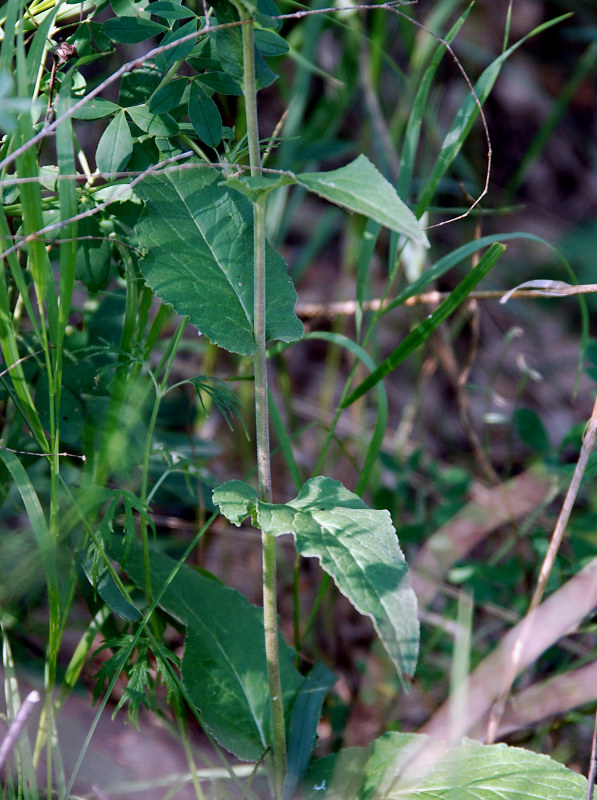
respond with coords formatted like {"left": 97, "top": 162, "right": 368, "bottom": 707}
{"left": 240, "top": 7, "right": 286, "bottom": 798}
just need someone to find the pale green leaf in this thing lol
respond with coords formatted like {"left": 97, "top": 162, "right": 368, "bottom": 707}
{"left": 297, "top": 156, "right": 429, "bottom": 246}
{"left": 95, "top": 110, "right": 133, "bottom": 175}
{"left": 71, "top": 98, "right": 121, "bottom": 120}
{"left": 303, "top": 734, "right": 587, "bottom": 800}
{"left": 134, "top": 166, "right": 303, "bottom": 355}
{"left": 214, "top": 477, "right": 419, "bottom": 685}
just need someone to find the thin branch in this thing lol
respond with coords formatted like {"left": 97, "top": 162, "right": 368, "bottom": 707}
{"left": 294, "top": 284, "right": 597, "bottom": 319}
{"left": 0, "top": 19, "right": 248, "bottom": 174}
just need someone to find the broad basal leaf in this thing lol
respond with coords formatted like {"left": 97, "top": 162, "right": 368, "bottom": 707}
{"left": 303, "top": 733, "right": 587, "bottom": 800}
{"left": 110, "top": 541, "right": 304, "bottom": 761}
{"left": 134, "top": 166, "right": 303, "bottom": 355}
{"left": 214, "top": 477, "right": 419, "bottom": 686}
{"left": 296, "top": 156, "right": 429, "bottom": 247}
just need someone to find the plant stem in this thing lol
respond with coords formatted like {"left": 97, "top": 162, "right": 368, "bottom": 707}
{"left": 240, "top": 7, "right": 286, "bottom": 797}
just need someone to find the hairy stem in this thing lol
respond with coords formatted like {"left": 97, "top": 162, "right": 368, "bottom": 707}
{"left": 240, "top": 7, "right": 286, "bottom": 797}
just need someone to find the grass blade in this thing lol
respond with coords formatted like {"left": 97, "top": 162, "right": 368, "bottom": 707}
{"left": 341, "top": 242, "right": 505, "bottom": 408}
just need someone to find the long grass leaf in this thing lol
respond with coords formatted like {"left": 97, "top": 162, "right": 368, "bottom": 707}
{"left": 381, "top": 231, "right": 566, "bottom": 317}
{"left": 0, "top": 0, "right": 19, "bottom": 75}
{"left": 397, "top": 6, "right": 471, "bottom": 201}
{"left": 269, "top": 387, "right": 302, "bottom": 491}
{"left": 342, "top": 243, "right": 505, "bottom": 407}
{"left": 415, "top": 14, "right": 572, "bottom": 215}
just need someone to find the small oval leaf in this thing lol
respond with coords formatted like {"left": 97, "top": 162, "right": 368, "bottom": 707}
{"left": 95, "top": 109, "right": 133, "bottom": 175}
{"left": 188, "top": 84, "right": 222, "bottom": 147}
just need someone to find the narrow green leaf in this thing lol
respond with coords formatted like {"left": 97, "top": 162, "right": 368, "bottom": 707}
{"left": 134, "top": 166, "right": 303, "bottom": 355}
{"left": 95, "top": 110, "right": 133, "bottom": 175}
{"left": 215, "top": 477, "right": 420, "bottom": 686}
{"left": 283, "top": 662, "right": 337, "bottom": 800}
{"left": 101, "top": 16, "right": 168, "bottom": 43}
{"left": 416, "top": 14, "right": 572, "bottom": 215}
{"left": 79, "top": 553, "right": 142, "bottom": 622}
{"left": 305, "top": 332, "right": 387, "bottom": 497}
{"left": 188, "top": 84, "right": 222, "bottom": 147}
{"left": 398, "top": 8, "right": 470, "bottom": 200}
{"left": 342, "top": 243, "right": 505, "bottom": 408}
{"left": 110, "top": 541, "right": 304, "bottom": 761}
{"left": 297, "top": 156, "right": 428, "bottom": 246}
{"left": 0, "top": 451, "right": 58, "bottom": 608}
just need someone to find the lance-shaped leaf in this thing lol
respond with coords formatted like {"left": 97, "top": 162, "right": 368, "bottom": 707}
{"left": 110, "top": 541, "right": 304, "bottom": 761}
{"left": 214, "top": 477, "right": 419, "bottom": 686}
{"left": 296, "top": 155, "right": 429, "bottom": 247}
{"left": 134, "top": 167, "right": 303, "bottom": 355}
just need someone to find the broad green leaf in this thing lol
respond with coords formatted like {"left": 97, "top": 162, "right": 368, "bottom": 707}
{"left": 214, "top": 477, "right": 419, "bottom": 686}
{"left": 95, "top": 110, "right": 133, "bottom": 175}
{"left": 110, "top": 542, "right": 304, "bottom": 761}
{"left": 149, "top": 77, "right": 187, "bottom": 113}
{"left": 101, "top": 15, "right": 168, "bottom": 43}
{"left": 303, "top": 733, "right": 587, "bottom": 800}
{"left": 297, "top": 156, "right": 428, "bottom": 246}
{"left": 71, "top": 98, "right": 121, "bottom": 119}
{"left": 188, "top": 84, "right": 222, "bottom": 147}
{"left": 341, "top": 243, "right": 505, "bottom": 407}
{"left": 125, "top": 103, "right": 178, "bottom": 135}
{"left": 134, "top": 166, "right": 303, "bottom": 355}
{"left": 283, "top": 662, "right": 337, "bottom": 800}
